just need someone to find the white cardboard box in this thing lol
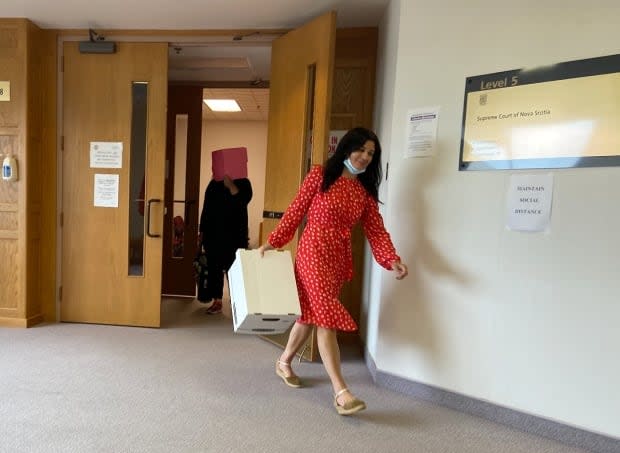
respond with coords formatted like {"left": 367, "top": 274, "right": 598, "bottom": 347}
{"left": 228, "top": 249, "right": 301, "bottom": 334}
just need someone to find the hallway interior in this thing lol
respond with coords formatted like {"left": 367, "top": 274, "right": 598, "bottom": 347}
{"left": 0, "top": 298, "right": 589, "bottom": 453}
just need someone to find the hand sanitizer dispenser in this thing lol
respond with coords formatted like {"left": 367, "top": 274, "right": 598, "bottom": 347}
{"left": 2, "top": 155, "right": 18, "bottom": 182}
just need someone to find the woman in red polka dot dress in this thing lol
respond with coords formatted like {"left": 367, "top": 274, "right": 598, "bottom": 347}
{"left": 259, "top": 127, "right": 408, "bottom": 415}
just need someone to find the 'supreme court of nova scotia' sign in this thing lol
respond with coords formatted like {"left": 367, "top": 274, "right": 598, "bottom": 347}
{"left": 459, "top": 53, "right": 620, "bottom": 171}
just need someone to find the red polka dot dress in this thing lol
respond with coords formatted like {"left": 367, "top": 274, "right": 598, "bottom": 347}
{"left": 268, "top": 165, "right": 400, "bottom": 332}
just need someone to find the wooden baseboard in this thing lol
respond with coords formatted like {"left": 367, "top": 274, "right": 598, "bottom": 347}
{"left": 0, "top": 314, "right": 44, "bottom": 328}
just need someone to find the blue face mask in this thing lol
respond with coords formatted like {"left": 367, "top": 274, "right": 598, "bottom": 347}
{"left": 343, "top": 157, "right": 366, "bottom": 175}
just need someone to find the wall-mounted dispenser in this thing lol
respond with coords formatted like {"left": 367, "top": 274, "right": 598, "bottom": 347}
{"left": 2, "top": 154, "right": 18, "bottom": 181}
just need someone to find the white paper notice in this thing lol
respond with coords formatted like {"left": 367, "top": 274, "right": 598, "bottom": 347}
{"left": 405, "top": 107, "right": 440, "bottom": 158}
{"left": 90, "top": 142, "right": 123, "bottom": 168}
{"left": 506, "top": 174, "right": 553, "bottom": 232}
{"left": 94, "top": 174, "right": 119, "bottom": 208}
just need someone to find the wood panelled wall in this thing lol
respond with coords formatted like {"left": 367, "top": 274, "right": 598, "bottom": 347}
{"left": 0, "top": 19, "right": 57, "bottom": 327}
{"left": 332, "top": 28, "right": 378, "bottom": 338}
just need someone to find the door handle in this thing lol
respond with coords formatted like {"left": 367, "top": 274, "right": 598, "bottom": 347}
{"left": 146, "top": 198, "right": 162, "bottom": 238}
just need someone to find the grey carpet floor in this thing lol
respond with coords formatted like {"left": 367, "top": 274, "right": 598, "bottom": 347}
{"left": 0, "top": 298, "right": 591, "bottom": 453}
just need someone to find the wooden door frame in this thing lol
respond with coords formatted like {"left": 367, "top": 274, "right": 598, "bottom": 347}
{"left": 54, "top": 28, "right": 375, "bottom": 342}
{"left": 161, "top": 84, "right": 203, "bottom": 296}
{"left": 54, "top": 32, "right": 281, "bottom": 321}
{"left": 160, "top": 81, "right": 271, "bottom": 299}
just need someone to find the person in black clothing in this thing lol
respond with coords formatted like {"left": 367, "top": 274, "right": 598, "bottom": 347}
{"left": 198, "top": 174, "right": 252, "bottom": 314}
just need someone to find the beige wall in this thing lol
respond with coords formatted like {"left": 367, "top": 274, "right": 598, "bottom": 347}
{"left": 199, "top": 120, "right": 268, "bottom": 248}
{"left": 368, "top": 0, "right": 620, "bottom": 438}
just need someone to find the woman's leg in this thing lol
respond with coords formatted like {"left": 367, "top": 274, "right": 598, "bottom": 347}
{"left": 205, "top": 249, "right": 225, "bottom": 313}
{"left": 277, "top": 322, "right": 313, "bottom": 377}
{"left": 205, "top": 252, "right": 225, "bottom": 300}
{"left": 316, "top": 327, "right": 357, "bottom": 405}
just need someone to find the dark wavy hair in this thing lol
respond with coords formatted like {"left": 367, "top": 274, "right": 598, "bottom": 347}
{"left": 321, "top": 127, "right": 382, "bottom": 201}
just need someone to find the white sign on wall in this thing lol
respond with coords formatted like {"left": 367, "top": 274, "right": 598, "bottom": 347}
{"left": 405, "top": 106, "right": 440, "bottom": 158}
{"left": 505, "top": 173, "right": 554, "bottom": 232}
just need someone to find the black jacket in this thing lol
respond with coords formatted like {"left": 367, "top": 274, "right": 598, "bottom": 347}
{"left": 199, "top": 178, "right": 252, "bottom": 250}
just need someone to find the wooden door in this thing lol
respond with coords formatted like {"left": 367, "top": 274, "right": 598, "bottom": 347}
{"left": 331, "top": 28, "right": 379, "bottom": 345}
{"left": 61, "top": 42, "right": 167, "bottom": 327}
{"left": 161, "top": 85, "right": 203, "bottom": 296}
{"left": 260, "top": 12, "right": 337, "bottom": 360}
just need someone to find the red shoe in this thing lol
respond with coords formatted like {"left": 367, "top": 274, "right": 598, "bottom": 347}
{"left": 206, "top": 299, "right": 222, "bottom": 315}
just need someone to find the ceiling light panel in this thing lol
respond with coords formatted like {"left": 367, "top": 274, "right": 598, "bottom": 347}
{"left": 203, "top": 99, "right": 241, "bottom": 112}
{"left": 202, "top": 88, "right": 269, "bottom": 121}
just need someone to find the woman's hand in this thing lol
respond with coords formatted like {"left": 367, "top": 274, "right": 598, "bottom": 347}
{"left": 223, "top": 175, "right": 239, "bottom": 195}
{"left": 257, "top": 243, "right": 274, "bottom": 257}
{"left": 391, "top": 261, "right": 408, "bottom": 280}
